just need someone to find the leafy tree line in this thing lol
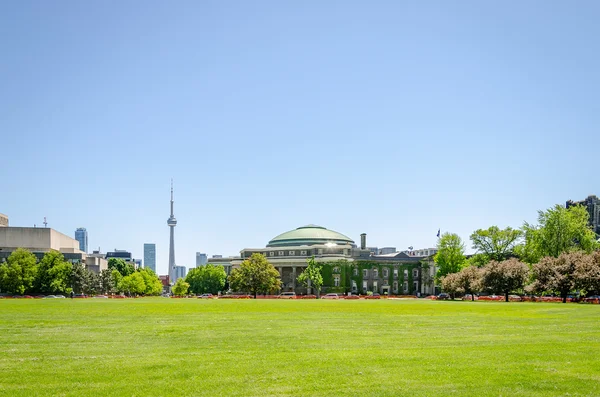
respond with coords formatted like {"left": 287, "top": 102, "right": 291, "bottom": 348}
{"left": 436, "top": 204, "right": 600, "bottom": 302}
{"left": 0, "top": 250, "right": 163, "bottom": 296}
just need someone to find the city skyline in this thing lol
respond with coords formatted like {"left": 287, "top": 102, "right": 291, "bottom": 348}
{"left": 2, "top": 2, "right": 598, "bottom": 276}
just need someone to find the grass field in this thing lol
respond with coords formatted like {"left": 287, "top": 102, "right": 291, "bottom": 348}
{"left": 0, "top": 299, "right": 599, "bottom": 397}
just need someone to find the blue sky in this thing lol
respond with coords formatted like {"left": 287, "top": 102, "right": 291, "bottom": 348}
{"left": 1, "top": 1, "right": 598, "bottom": 274}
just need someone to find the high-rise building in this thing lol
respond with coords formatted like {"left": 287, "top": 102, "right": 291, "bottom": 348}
{"left": 566, "top": 195, "right": 600, "bottom": 235}
{"left": 174, "top": 265, "right": 187, "bottom": 283}
{"left": 196, "top": 252, "right": 207, "bottom": 267}
{"left": 106, "top": 249, "right": 133, "bottom": 262}
{"left": 144, "top": 243, "right": 156, "bottom": 272}
{"left": 74, "top": 227, "right": 88, "bottom": 253}
{"left": 167, "top": 180, "right": 178, "bottom": 284}
{"left": 134, "top": 259, "right": 142, "bottom": 269}
{"left": 379, "top": 247, "right": 397, "bottom": 255}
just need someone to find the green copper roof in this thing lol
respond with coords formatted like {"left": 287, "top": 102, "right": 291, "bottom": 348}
{"left": 267, "top": 225, "right": 355, "bottom": 247}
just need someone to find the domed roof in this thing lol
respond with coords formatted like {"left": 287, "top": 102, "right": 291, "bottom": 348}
{"left": 267, "top": 225, "right": 355, "bottom": 247}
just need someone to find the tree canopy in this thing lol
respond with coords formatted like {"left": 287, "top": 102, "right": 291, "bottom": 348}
{"left": 480, "top": 258, "right": 529, "bottom": 302}
{"left": 0, "top": 248, "right": 38, "bottom": 294}
{"left": 297, "top": 257, "right": 324, "bottom": 297}
{"left": 434, "top": 233, "right": 466, "bottom": 280}
{"left": 228, "top": 253, "right": 281, "bottom": 298}
{"left": 118, "top": 272, "right": 146, "bottom": 296}
{"left": 172, "top": 278, "right": 189, "bottom": 296}
{"left": 108, "top": 258, "right": 135, "bottom": 277}
{"left": 186, "top": 264, "right": 227, "bottom": 295}
{"left": 36, "top": 250, "right": 72, "bottom": 294}
{"left": 470, "top": 226, "right": 522, "bottom": 262}
{"left": 523, "top": 205, "right": 598, "bottom": 263}
{"left": 137, "top": 267, "right": 163, "bottom": 296}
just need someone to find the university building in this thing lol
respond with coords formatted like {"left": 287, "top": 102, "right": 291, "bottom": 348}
{"left": 210, "top": 225, "right": 437, "bottom": 296}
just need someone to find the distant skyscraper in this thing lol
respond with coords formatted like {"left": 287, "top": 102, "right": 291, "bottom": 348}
{"left": 196, "top": 252, "right": 207, "bottom": 267}
{"left": 75, "top": 227, "right": 88, "bottom": 253}
{"left": 144, "top": 243, "right": 156, "bottom": 272}
{"left": 134, "top": 259, "right": 142, "bottom": 269}
{"left": 174, "top": 265, "right": 187, "bottom": 283}
{"left": 566, "top": 195, "right": 600, "bottom": 235}
{"left": 167, "top": 180, "right": 177, "bottom": 284}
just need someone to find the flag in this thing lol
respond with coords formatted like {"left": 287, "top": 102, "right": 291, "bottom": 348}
{"left": 436, "top": 229, "right": 440, "bottom": 238}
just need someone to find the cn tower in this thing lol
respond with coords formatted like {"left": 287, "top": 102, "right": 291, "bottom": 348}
{"left": 167, "top": 179, "right": 177, "bottom": 284}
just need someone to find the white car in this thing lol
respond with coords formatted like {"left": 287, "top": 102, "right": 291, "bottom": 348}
{"left": 322, "top": 293, "right": 339, "bottom": 299}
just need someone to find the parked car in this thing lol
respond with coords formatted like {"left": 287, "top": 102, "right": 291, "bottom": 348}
{"left": 44, "top": 295, "right": 57, "bottom": 299}
{"left": 322, "top": 293, "right": 339, "bottom": 299}
{"left": 54, "top": 295, "right": 66, "bottom": 299}
{"left": 198, "top": 294, "right": 213, "bottom": 299}
{"left": 73, "top": 294, "right": 88, "bottom": 298}
{"left": 437, "top": 293, "right": 451, "bottom": 300}
{"left": 94, "top": 295, "right": 108, "bottom": 299}
{"left": 278, "top": 292, "right": 296, "bottom": 299}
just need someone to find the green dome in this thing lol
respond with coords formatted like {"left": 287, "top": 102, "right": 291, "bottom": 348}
{"left": 267, "top": 225, "right": 355, "bottom": 248}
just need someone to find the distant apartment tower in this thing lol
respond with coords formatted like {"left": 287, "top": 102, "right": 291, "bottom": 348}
{"left": 196, "top": 252, "right": 208, "bottom": 267}
{"left": 106, "top": 249, "right": 133, "bottom": 262}
{"left": 74, "top": 227, "right": 88, "bottom": 253}
{"left": 378, "top": 247, "right": 397, "bottom": 255}
{"left": 367, "top": 247, "right": 379, "bottom": 255}
{"left": 144, "top": 243, "right": 156, "bottom": 272}
{"left": 402, "top": 248, "right": 438, "bottom": 257}
{"left": 174, "top": 266, "right": 187, "bottom": 283}
{"left": 566, "top": 195, "right": 600, "bottom": 235}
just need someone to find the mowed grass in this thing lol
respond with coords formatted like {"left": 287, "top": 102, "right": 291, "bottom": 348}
{"left": 0, "top": 299, "right": 599, "bottom": 397}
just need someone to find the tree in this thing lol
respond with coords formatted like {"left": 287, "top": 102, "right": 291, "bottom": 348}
{"left": 441, "top": 266, "right": 482, "bottom": 301}
{"left": 111, "top": 269, "right": 123, "bottom": 293}
{"left": 100, "top": 269, "right": 115, "bottom": 294}
{"left": 481, "top": 258, "right": 529, "bottom": 302}
{"left": 36, "top": 250, "right": 72, "bottom": 294}
{"left": 470, "top": 226, "right": 522, "bottom": 262}
{"left": 0, "top": 248, "right": 38, "bottom": 294}
{"left": 71, "top": 262, "right": 91, "bottom": 294}
{"left": 108, "top": 258, "right": 135, "bottom": 277}
{"left": 118, "top": 273, "right": 146, "bottom": 296}
{"left": 138, "top": 267, "right": 163, "bottom": 296}
{"left": 186, "top": 265, "right": 227, "bottom": 295}
{"left": 434, "top": 233, "right": 466, "bottom": 280}
{"left": 529, "top": 251, "right": 596, "bottom": 303}
{"left": 172, "top": 278, "right": 189, "bottom": 296}
{"left": 228, "top": 253, "right": 281, "bottom": 298}
{"left": 297, "top": 257, "right": 324, "bottom": 298}
{"left": 523, "top": 205, "right": 599, "bottom": 263}
{"left": 575, "top": 251, "right": 600, "bottom": 295}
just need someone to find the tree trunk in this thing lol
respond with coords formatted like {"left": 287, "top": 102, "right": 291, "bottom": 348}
{"left": 505, "top": 291, "right": 509, "bottom": 302}
{"left": 253, "top": 291, "right": 257, "bottom": 299}
{"left": 471, "top": 292, "right": 474, "bottom": 302}
{"left": 562, "top": 292, "right": 567, "bottom": 303}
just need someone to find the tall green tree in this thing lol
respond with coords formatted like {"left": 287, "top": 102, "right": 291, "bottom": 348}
{"left": 108, "top": 258, "right": 135, "bottom": 277}
{"left": 228, "top": 253, "right": 281, "bottom": 298}
{"left": 36, "top": 250, "right": 72, "bottom": 294}
{"left": 523, "top": 204, "right": 598, "bottom": 263}
{"left": 470, "top": 226, "right": 522, "bottom": 262}
{"left": 172, "top": 278, "right": 189, "bottom": 296}
{"left": 118, "top": 272, "right": 146, "bottom": 296}
{"left": 434, "top": 233, "right": 467, "bottom": 280}
{"left": 297, "top": 257, "right": 324, "bottom": 298}
{"left": 71, "top": 262, "right": 91, "bottom": 294}
{"left": 138, "top": 267, "right": 163, "bottom": 296}
{"left": 111, "top": 269, "right": 123, "bottom": 293}
{"left": 0, "top": 248, "right": 38, "bottom": 294}
{"left": 100, "top": 269, "right": 115, "bottom": 294}
{"left": 186, "top": 264, "right": 227, "bottom": 295}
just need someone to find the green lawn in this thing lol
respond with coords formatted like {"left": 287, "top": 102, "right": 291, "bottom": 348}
{"left": 0, "top": 299, "right": 598, "bottom": 397}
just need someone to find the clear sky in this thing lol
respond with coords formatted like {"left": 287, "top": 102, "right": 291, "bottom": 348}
{"left": 1, "top": 1, "right": 598, "bottom": 275}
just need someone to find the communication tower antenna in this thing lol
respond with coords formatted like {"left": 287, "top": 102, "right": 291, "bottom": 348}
{"left": 43, "top": 217, "right": 48, "bottom": 228}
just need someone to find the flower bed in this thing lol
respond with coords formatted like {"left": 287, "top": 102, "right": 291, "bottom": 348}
{"left": 300, "top": 295, "right": 316, "bottom": 299}
{"left": 343, "top": 295, "right": 360, "bottom": 300}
